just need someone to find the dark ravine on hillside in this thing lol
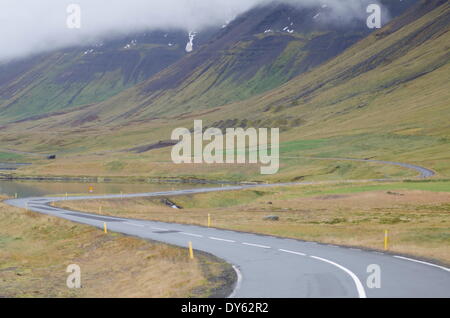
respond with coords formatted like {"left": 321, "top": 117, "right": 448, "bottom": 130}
{"left": 106, "top": 0, "right": 420, "bottom": 122}
{"left": 266, "top": 0, "right": 450, "bottom": 111}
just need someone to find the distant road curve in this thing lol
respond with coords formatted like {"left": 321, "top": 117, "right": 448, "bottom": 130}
{"left": 5, "top": 159, "right": 448, "bottom": 298}
{"left": 332, "top": 158, "right": 435, "bottom": 178}
{"left": 366, "top": 159, "right": 435, "bottom": 178}
{"left": 284, "top": 157, "right": 436, "bottom": 179}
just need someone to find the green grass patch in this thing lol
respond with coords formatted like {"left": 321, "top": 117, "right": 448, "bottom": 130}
{"left": 304, "top": 181, "right": 450, "bottom": 196}
{"left": 279, "top": 139, "right": 328, "bottom": 154}
{"left": 402, "top": 228, "right": 450, "bottom": 244}
{"left": 0, "top": 235, "right": 22, "bottom": 248}
{"left": 105, "top": 161, "right": 126, "bottom": 172}
{"left": 173, "top": 190, "right": 273, "bottom": 209}
{"left": 0, "top": 152, "right": 25, "bottom": 162}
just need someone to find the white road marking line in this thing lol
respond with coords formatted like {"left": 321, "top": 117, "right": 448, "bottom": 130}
{"left": 151, "top": 227, "right": 168, "bottom": 231}
{"left": 228, "top": 265, "right": 243, "bottom": 298}
{"left": 242, "top": 242, "right": 271, "bottom": 249}
{"left": 209, "top": 237, "right": 235, "bottom": 243}
{"left": 123, "top": 222, "right": 144, "bottom": 227}
{"left": 394, "top": 256, "right": 450, "bottom": 272}
{"left": 310, "top": 255, "right": 367, "bottom": 299}
{"left": 180, "top": 232, "right": 203, "bottom": 238}
{"left": 279, "top": 249, "right": 306, "bottom": 256}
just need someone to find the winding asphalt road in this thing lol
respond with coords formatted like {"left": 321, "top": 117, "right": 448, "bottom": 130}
{"left": 5, "top": 160, "right": 450, "bottom": 298}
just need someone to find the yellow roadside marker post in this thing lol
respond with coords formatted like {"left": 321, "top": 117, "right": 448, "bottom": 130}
{"left": 208, "top": 214, "right": 211, "bottom": 228}
{"left": 104, "top": 222, "right": 108, "bottom": 234}
{"left": 188, "top": 242, "right": 194, "bottom": 260}
{"left": 384, "top": 230, "right": 389, "bottom": 251}
{"left": 65, "top": 192, "right": 68, "bottom": 200}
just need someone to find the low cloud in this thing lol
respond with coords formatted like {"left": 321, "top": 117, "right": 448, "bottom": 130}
{"left": 0, "top": 0, "right": 384, "bottom": 63}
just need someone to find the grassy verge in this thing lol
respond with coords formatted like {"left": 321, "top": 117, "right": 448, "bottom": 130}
{"left": 8, "top": 131, "right": 446, "bottom": 183}
{"left": 0, "top": 152, "right": 26, "bottom": 162}
{"left": 56, "top": 180, "right": 450, "bottom": 264}
{"left": 0, "top": 196, "right": 235, "bottom": 298}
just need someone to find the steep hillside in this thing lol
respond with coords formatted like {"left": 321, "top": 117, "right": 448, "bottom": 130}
{"left": 0, "top": 1, "right": 417, "bottom": 125}
{"left": 84, "top": 0, "right": 418, "bottom": 123}
{"left": 0, "top": 30, "right": 216, "bottom": 123}
{"left": 1, "top": 0, "right": 448, "bottom": 182}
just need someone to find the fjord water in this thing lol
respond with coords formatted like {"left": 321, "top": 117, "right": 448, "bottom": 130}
{"left": 0, "top": 180, "right": 215, "bottom": 198}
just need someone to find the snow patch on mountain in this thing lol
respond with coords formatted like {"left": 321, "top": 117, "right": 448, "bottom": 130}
{"left": 83, "top": 49, "right": 94, "bottom": 55}
{"left": 185, "top": 31, "right": 197, "bottom": 53}
{"left": 282, "top": 26, "right": 294, "bottom": 34}
{"left": 124, "top": 40, "right": 137, "bottom": 49}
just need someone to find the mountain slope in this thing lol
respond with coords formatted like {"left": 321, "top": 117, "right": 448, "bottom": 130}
{"left": 1, "top": 0, "right": 449, "bottom": 181}
{"left": 56, "top": 0, "right": 419, "bottom": 124}
{"left": 0, "top": 30, "right": 216, "bottom": 123}
{"left": 0, "top": 1, "right": 417, "bottom": 125}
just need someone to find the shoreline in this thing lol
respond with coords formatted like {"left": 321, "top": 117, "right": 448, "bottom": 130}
{"left": 0, "top": 174, "right": 252, "bottom": 185}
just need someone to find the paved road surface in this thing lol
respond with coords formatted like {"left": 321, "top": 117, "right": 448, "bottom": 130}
{"left": 5, "top": 160, "right": 449, "bottom": 298}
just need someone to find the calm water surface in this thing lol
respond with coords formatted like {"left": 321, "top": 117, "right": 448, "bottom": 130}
{"left": 0, "top": 180, "right": 215, "bottom": 198}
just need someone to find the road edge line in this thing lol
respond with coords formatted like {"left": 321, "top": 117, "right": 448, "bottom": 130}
{"left": 393, "top": 255, "right": 450, "bottom": 272}
{"left": 228, "top": 265, "right": 243, "bottom": 298}
{"left": 310, "top": 255, "right": 367, "bottom": 298}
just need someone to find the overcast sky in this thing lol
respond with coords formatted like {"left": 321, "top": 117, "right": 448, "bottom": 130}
{"left": 0, "top": 0, "right": 383, "bottom": 63}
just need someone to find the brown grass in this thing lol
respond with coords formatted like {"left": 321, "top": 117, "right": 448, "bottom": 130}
{"left": 0, "top": 197, "right": 233, "bottom": 298}
{"left": 56, "top": 186, "right": 450, "bottom": 265}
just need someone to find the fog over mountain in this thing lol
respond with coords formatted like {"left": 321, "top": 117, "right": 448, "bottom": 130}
{"left": 0, "top": 0, "right": 385, "bottom": 63}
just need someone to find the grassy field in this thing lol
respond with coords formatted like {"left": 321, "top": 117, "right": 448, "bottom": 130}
{"left": 1, "top": 4, "right": 448, "bottom": 182}
{"left": 0, "top": 196, "right": 235, "bottom": 298}
{"left": 0, "top": 152, "right": 26, "bottom": 162}
{"left": 4, "top": 137, "right": 428, "bottom": 183}
{"left": 56, "top": 180, "right": 450, "bottom": 265}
